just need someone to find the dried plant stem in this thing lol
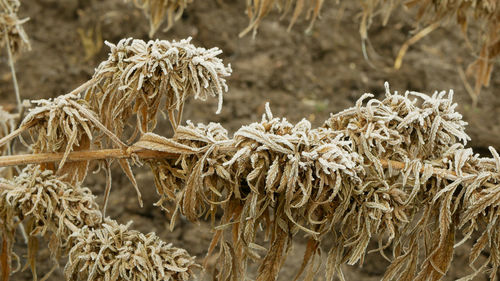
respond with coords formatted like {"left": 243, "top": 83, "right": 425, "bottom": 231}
{"left": 394, "top": 21, "right": 440, "bottom": 69}
{"left": 0, "top": 122, "right": 30, "bottom": 148}
{"left": 0, "top": 148, "right": 181, "bottom": 166}
{"left": 3, "top": 28, "right": 20, "bottom": 112}
{"left": 0, "top": 146, "right": 467, "bottom": 182}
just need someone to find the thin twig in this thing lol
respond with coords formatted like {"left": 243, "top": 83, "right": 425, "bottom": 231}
{"left": 394, "top": 21, "right": 440, "bottom": 70}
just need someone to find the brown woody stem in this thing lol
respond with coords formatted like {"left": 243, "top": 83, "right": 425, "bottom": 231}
{"left": 0, "top": 148, "right": 178, "bottom": 167}
{"left": 0, "top": 146, "right": 461, "bottom": 181}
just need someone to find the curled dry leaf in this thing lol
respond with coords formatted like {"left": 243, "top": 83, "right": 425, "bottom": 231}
{"left": 126, "top": 0, "right": 193, "bottom": 37}
{"left": 85, "top": 37, "right": 232, "bottom": 141}
{"left": 0, "top": 165, "right": 102, "bottom": 279}
{"left": 0, "top": 0, "right": 30, "bottom": 58}
{"left": 65, "top": 218, "right": 198, "bottom": 281}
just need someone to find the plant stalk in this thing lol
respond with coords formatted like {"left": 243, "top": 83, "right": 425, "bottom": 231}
{"left": 0, "top": 146, "right": 460, "bottom": 181}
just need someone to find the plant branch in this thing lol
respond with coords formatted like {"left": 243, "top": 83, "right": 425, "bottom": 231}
{"left": 0, "top": 148, "right": 177, "bottom": 167}
{"left": 0, "top": 146, "right": 463, "bottom": 182}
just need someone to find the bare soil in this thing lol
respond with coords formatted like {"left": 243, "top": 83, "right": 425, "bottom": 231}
{"left": 1, "top": 0, "right": 499, "bottom": 280}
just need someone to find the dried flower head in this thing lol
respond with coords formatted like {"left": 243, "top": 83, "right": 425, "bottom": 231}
{"left": 240, "top": 0, "right": 324, "bottom": 37}
{"left": 0, "top": 165, "right": 102, "bottom": 279}
{"left": 127, "top": 0, "right": 193, "bottom": 37}
{"left": 85, "top": 37, "right": 231, "bottom": 141}
{"left": 0, "top": 0, "right": 30, "bottom": 58}
{"left": 65, "top": 218, "right": 198, "bottom": 281}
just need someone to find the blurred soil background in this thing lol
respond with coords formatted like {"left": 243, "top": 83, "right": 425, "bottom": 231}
{"left": 1, "top": 0, "right": 498, "bottom": 280}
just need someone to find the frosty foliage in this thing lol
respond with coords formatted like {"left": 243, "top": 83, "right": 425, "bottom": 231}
{"left": 85, "top": 37, "right": 231, "bottom": 142}
{"left": 0, "top": 0, "right": 29, "bottom": 58}
{"left": 138, "top": 84, "right": 499, "bottom": 280}
{"left": 0, "top": 166, "right": 102, "bottom": 279}
{"left": 65, "top": 218, "right": 198, "bottom": 281}
{"left": 126, "top": 0, "right": 192, "bottom": 37}
{"left": 20, "top": 93, "right": 100, "bottom": 183}
{"left": 0, "top": 166, "right": 199, "bottom": 281}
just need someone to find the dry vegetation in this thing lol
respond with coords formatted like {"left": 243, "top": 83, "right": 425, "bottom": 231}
{"left": 0, "top": 1, "right": 500, "bottom": 281}
{"left": 129, "top": 0, "right": 500, "bottom": 99}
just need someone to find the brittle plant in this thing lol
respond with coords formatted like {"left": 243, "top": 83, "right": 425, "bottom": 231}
{"left": 129, "top": 0, "right": 499, "bottom": 99}
{"left": 0, "top": 37, "right": 499, "bottom": 281}
{"left": 0, "top": 0, "right": 29, "bottom": 111}
{"left": 0, "top": 37, "right": 229, "bottom": 281}
{"left": 0, "top": 0, "right": 29, "bottom": 58}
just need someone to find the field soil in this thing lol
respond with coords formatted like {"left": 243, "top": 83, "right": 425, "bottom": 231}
{"left": 1, "top": 0, "right": 499, "bottom": 280}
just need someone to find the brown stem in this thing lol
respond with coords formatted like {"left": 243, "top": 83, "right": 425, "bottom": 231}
{"left": 0, "top": 123, "right": 30, "bottom": 148}
{"left": 3, "top": 27, "right": 21, "bottom": 113}
{"left": 0, "top": 145, "right": 464, "bottom": 182}
{"left": 0, "top": 148, "right": 177, "bottom": 167}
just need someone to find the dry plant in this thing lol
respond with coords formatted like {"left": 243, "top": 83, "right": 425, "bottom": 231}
{"left": 0, "top": 0, "right": 29, "bottom": 112}
{"left": 127, "top": 0, "right": 499, "bottom": 101}
{"left": 0, "top": 0, "right": 29, "bottom": 58}
{"left": 125, "top": 0, "right": 193, "bottom": 37}
{"left": 84, "top": 37, "right": 231, "bottom": 142}
{"left": 138, "top": 83, "right": 499, "bottom": 281}
{"left": 0, "top": 37, "right": 230, "bottom": 281}
{"left": 66, "top": 219, "right": 197, "bottom": 281}
{"left": 400, "top": 0, "right": 500, "bottom": 101}
{"left": 0, "top": 165, "right": 102, "bottom": 280}
{"left": 240, "top": 0, "right": 325, "bottom": 37}
{"left": 0, "top": 165, "right": 198, "bottom": 281}
{"left": 0, "top": 35, "right": 499, "bottom": 281}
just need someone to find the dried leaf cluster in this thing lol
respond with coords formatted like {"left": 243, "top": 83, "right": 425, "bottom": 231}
{"left": 85, "top": 37, "right": 231, "bottom": 142}
{"left": 0, "top": 0, "right": 29, "bottom": 58}
{"left": 0, "top": 165, "right": 102, "bottom": 280}
{"left": 126, "top": 0, "right": 193, "bottom": 37}
{"left": 66, "top": 219, "right": 197, "bottom": 281}
{"left": 17, "top": 93, "right": 103, "bottom": 184}
{"left": 0, "top": 165, "right": 199, "bottom": 281}
{"left": 1, "top": 32, "right": 499, "bottom": 281}
{"left": 140, "top": 83, "right": 499, "bottom": 280}
{"left": 0, "top": 37, "right": 230, "bottom": 281}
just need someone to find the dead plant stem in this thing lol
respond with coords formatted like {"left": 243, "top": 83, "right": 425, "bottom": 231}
{"left": 0, "top": 146, "right": 461, "bottom": 181}
{"left": 3, "top": 28, "right": 20, "bottom": 113}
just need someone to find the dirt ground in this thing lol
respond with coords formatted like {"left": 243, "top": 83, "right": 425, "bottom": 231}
{"left": 1, "top": 0, "right": 499, "bottom": 280}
